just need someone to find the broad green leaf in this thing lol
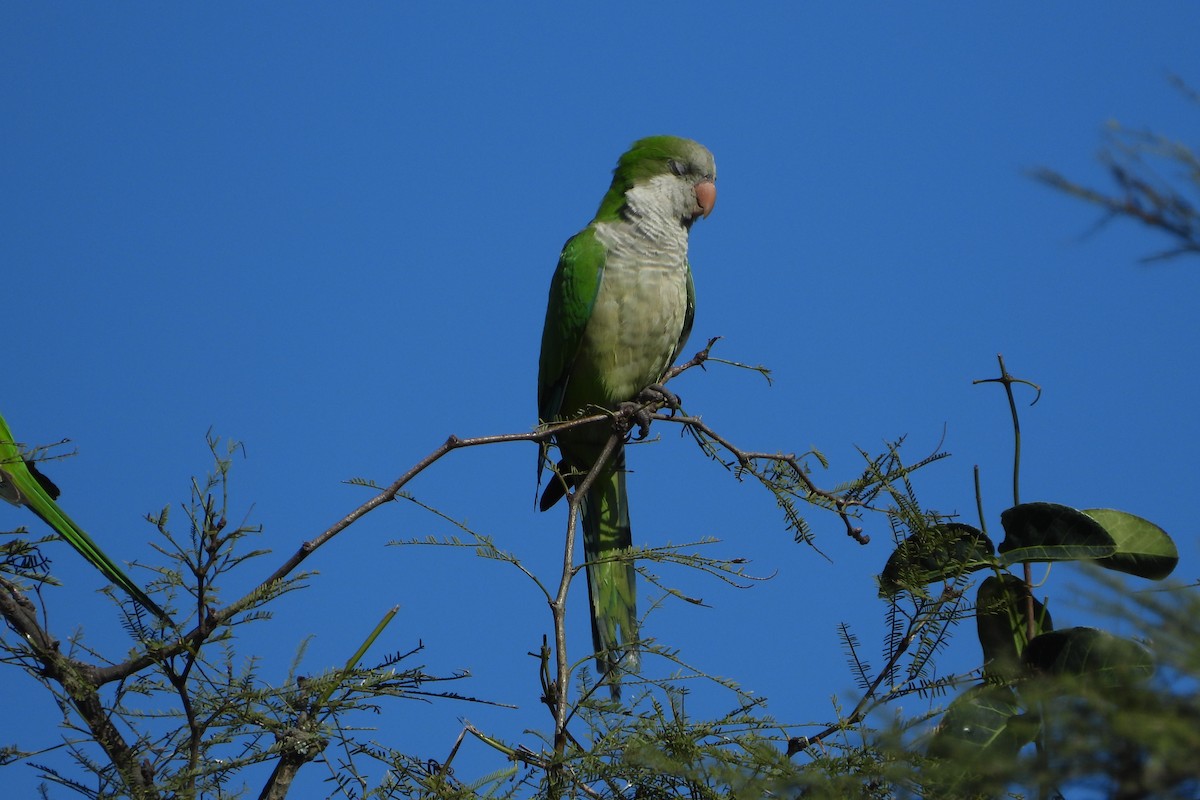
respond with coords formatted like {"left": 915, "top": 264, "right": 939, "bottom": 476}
{"left": 1024, "top": 626, "right": 1153, "bottom": 689}
{"left": 878, "top": 522, "right": 995, "bottom": 596}
{"left": 926, "top": 683, "right": 1035, "bottom": 796}
{"left": 976, "top": 574, "right": 1053, "bottom": 682}
{"left": 1082, "top": 508, "right": 1178, "bottom": 580}
{"left": 929, "top": 684, "right": 1031, "bottom": 757}
{"left": 998, "top": 502, "right": 1116, "bottom": 565}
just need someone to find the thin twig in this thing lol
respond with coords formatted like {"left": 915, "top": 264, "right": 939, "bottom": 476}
{"left": 787, "top": 586, "right": 961, "bottom": 755}
{"left": 655, "top": 413, "right": 868, "bottom": 544}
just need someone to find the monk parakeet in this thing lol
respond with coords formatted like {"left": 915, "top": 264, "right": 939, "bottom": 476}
{"left": 537, "top": 135, "right": 716, "bottom": 694}
{"left": 0, "top": 411, "right": 166, "bottom": 619}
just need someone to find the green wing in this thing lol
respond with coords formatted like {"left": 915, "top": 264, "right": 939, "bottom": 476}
{"left": 536, "top": 225, "right": 607, "bottom": 509}
{"left": 0, "top": 412, "right": 166, "bottom": 619}
{"left": 537, "top": 225, "right": 606, "bottom": 425}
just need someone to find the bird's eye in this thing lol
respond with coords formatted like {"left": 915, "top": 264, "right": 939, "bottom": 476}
{"left": 668, "top": 159, "right": 687, "bottom": 177}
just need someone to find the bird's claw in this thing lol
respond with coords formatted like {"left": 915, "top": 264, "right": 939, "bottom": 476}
{"left": 616, "top": 401, "right": 653, "bottom": 440}
{"left": 615, "top": 383, "right": 681, "bottom": 440}
{"left": 639, "top": 383, "right": 681, "bottom": 413}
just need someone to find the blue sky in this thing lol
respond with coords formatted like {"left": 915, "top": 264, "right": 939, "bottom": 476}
{"left": 3, "top": 3, "right": 1198, "bottom": 794}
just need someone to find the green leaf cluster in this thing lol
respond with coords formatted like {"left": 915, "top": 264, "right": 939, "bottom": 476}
{"left": 879, "top": 458, "right": 1179, "bottom": 796}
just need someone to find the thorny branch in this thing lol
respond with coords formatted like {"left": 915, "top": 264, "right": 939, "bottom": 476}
{"left": 552, "top": 428, "right": 620, "bottom": 754}
{"left": 101, "top": 337, "right": 855, "bottom": 672}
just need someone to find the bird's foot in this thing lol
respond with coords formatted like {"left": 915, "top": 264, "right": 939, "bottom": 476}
{"left": 616, "top": 384, "right": 682, "bottom": 440}
{"left": 616, "top": 401, "right": 654, "bottom": 441}
{"left": 639, "top": 383, "right": 681, "bottom": 413}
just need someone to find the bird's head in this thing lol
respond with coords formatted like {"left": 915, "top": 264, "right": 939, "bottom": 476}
{"left": 597, "top": 135, "right": 716, "bottom": 226}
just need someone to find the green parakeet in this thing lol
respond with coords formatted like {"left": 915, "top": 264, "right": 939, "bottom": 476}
{"left": 537, "top": 135, "right": 716, "bottom": 694}
{"left": 0, "top": 411, "right": 166, "bottom": 619}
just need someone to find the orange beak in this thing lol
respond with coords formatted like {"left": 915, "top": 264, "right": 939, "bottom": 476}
{"left": 694, "top": 180, "right": 716, "bottom": 218}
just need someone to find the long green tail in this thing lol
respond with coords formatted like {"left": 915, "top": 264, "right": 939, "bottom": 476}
{"left": 20, "top": 477, "right": 167, "bottom": 620}
{"left": 580, "top": 447, "right": 638, "bottom": 697}
{"left": 0, "top": 414, "right": 167, "bottom": 620}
